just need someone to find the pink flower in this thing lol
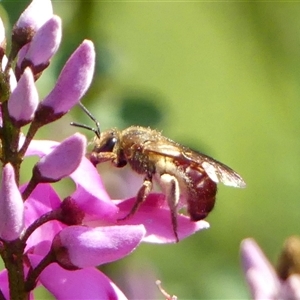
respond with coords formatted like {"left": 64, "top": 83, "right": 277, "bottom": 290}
{"left": 241, "top": 238, "right": 300, "bottom": 299}
{"left": 0, "top": 1, "right": 147, "bottom": 298}
{"left": 0, "top": 138, "right": 146, "bottom": 298}
{"left": 0, "top": 0, "right": 212, "bottom": 298}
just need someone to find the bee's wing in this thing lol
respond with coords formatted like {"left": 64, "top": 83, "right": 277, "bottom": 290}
{"left": 182, "top": 149, "right": 246, "bottom": 188}
{"left": 143, "top": 139, "right": 246, "bottom": 188}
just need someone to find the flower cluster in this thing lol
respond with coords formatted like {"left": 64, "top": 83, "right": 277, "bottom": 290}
{"left": 0, "top": 0, "right": 208, "bottom": 298}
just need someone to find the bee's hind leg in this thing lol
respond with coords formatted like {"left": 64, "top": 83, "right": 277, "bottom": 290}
{"left": 160, "top": 173, "right": 180, "bottom": 243}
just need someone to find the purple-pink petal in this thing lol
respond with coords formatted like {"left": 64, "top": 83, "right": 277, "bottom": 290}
{"left": 0, "top": 164, "right": 24, "bottom": 241}
{"left": 16, "top": 0, "right": 53, "bottom": 32}
{"left": 8, "top": 67, "right": 38, "bottom": 124}
{"left": 241, "top": 238, "right": 280, "bottom": 299}
{"left": 116, "top": 194, "right": 210, "bottom": 243}
{"left": 35, "top": 133, "right": 86, "bottom": 181}
{"left": 40, "top": 40, "right": 95, "bottom": 114}
{"left": 71, "top": 158, "right": 118, "bottom": 222}
{"left": 24, "top": 138, "right": 58, "bottom": 156}
{"left": 24, "top": 138, "right": 118, "bottom": 221}
{"left": 29, "top": 256, "right": 128, "bottom": 300}
{"left": 53, "top": 224, "right": 146, "bottom": 268}
{"left": 23, "top": 183, "right": 63, "bottom": 253}
{"left": 0, "top": 270, "right": 9, "bottom": 299}
{"left": 281, "top": 274, "right": 300, "bottom": 299}
{"left": 23, "top": 15, "right": 62, "bottom": 67}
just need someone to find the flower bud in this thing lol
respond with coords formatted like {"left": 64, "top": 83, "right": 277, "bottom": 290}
{"left": 12, "top": 0, "right": 53, "bottom": 52}
{"left": 8, "top": 67, "right": 38, "bottom": 126}
{"left": 16, "top": 16, "right": 62, "bottom": 79}
{"left": 33, "top": 133, "right": 86, "bottom": 183}
{"left": 34, "top": 40, "right": 95, "bottom": 125}
{"left": 0, "top": 164, "right": 24, "bottom": 241}
{"left": 52, "top": 225, "right": 146, "bottom": 269}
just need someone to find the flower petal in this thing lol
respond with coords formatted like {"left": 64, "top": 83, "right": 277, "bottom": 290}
{"left": 116, "top": 194, "right": 210, "bottom": 243}
{"left": 240, "top": 238, "right": 280, "bottom": 299}
{"left": 281, "top": 274, "right": 300, "bottom": 299}
{"left": 34, "top": 133, "right": 86, "bottom": 182}
{"left": 70, "top": 158, "right": 118, "bottom": 222}
{"left": 0, "top": 270, "right": 9, "bottom": 299}
{"left": 24, "top": 138, "right": 118, "bottom": 221}
{"left": 52, "top": 225, "right": 146, "bottom": 268}
{"left": 23, "top": 183, "right": 63, "bottom": 253}
{"left": 29, "top": 255, "right": 128, "bottom": 300}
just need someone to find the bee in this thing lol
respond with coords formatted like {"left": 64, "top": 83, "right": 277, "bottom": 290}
{"left": 71, "top": 103, "right": 246, "bottom": 242}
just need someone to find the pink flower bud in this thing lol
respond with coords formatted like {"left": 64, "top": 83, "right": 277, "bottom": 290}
{"left": 15, "top": 0, "right": 53, "bottom": 32}
{"left": 8, "top": 67, "right": 38, "bottom": 126}
{"left": 33, "top": 133, "right": 86, "bottom": 182}
{"left": 52, "top": 225, "right": 146, "bottom": 269}
{"left": 17, "top": 16, "right": 62, "bottom": 78}
{"left": 40, "top": 40, "right": 95, "bottom": 115}
{"left": 12, "top": 0, "right": 53, "bottom": 52}
{"left": 0, "top": 164, "right": 24, "bottom": 241}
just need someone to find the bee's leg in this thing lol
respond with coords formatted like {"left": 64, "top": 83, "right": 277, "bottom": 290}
{"left": 118, "top": 177, "right": 153, "bottom": 220}
{"left": 90, "top": 152, "right": 117, "bottom": 165}
{"left": 160, "top": 173, "right": 180, "bottom": 243}
{"left": 90, "top": 152, "right": 126, "bottom": 167}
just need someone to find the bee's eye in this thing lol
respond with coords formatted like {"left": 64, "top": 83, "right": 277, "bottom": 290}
{"left": 99, "top": 137, "right": 117, "bottom": 152}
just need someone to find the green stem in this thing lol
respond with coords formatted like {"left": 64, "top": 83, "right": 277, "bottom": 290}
{"left": 18, "top": 120, "right": 40, "bottom": 158}
{"left": 21, "top": 209, "right": 61, "bottom": 244}
{"left": 25, "top": 250, "right": 55, "bottom": 293}
{"left": 1, "top": 240, "right": 27, "bottom": 300}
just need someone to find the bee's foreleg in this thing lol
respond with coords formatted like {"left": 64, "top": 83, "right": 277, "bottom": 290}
{"left": 160, "top": 173, "right": 180, "bottom": 243}
{"left": 90, "top": 151, "right": 116, "bottom": 165}
{"left": 90, "top": 152, "right": 126, "bottom": 167}
{"left": 118, "top": 177, "right": 153, "bottom": 220}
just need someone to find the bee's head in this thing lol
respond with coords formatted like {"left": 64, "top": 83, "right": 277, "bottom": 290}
{"left": 89, "top": 128, "right": 125, "bottom": 166}
{"left": 70, "top": 102, "right": 124, "bottom": 166}
{"left": 93, "top": 128, "right": 119, "bottom": 153}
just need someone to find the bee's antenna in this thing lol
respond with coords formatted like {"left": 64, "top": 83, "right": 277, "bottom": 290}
{"left": 70, "top": 102, "right": 101, "bottom": 138}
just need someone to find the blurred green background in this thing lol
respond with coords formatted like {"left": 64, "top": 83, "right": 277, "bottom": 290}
{"left": 2, "top": 1, "right": 300, "bottom": 299}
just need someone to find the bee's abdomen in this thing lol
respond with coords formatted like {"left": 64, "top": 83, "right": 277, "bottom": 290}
{"left": 184, "top": 164, "right": 217, "bottom": 221}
